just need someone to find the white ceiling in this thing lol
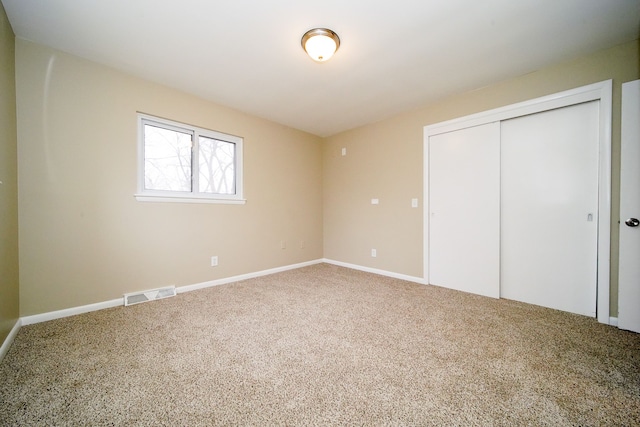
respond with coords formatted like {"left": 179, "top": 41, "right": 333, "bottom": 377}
{"left": 3, "top": 0, "right": 639, "bottom": 137}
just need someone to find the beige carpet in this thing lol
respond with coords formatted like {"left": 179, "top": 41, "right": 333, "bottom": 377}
{"left": 1, "top": 263, "right": 639, "bottom": 426}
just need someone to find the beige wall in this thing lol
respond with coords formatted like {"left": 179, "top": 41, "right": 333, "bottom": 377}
{"left": 0, "top": 3, "right": 19, "bottom": 342}
{"left": 11, "top": 36, "right": 640, "bottom": 319}
{"left": 323, "top": 39, "right": 640, "bottom": 316}
{"left": 16, "top": 40, "right": 323, "bottom": 316}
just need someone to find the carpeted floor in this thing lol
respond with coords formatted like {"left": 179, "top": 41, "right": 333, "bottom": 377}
{"left": 1, "top": 263, "right": 639, "bottom": 426}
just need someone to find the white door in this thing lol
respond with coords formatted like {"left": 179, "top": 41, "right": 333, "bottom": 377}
{"left": 429, "top": 122, "right": 500, "bottom": 298}
{"left": 501, "top": 101, "right": 600, "bottom": 317}
{"left": 619, "top": 79, "right": 640, "bottom": 333}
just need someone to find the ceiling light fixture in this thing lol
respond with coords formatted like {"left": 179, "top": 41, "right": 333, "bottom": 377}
{"left": 301, "top": 28, "right": 340, "bottom": 62}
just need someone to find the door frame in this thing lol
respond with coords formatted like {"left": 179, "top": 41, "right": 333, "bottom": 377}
{"left": 423, "top": 80, "right": 612, "bottom": 324}
{"left": 618, "top": 79, "right": 640, "bottom": 332}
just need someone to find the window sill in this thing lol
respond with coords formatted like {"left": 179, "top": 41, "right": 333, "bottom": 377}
{"left": 134, "top": 194, "right": 246, "bottom": 205}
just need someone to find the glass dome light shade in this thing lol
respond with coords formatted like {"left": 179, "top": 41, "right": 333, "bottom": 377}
{"left": 301, "top": 28, "right": 340, "bottom": 62}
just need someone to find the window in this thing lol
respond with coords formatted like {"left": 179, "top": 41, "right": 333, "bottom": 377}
{"left": 136, "top": 114, "right": 244, "bottom": 204}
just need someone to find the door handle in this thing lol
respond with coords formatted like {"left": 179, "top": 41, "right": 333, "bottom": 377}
{"left": 625, "top": 218, "right": 640, "bottom": 227}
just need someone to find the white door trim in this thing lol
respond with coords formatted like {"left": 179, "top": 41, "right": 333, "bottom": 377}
{"left": 618, "top": 79, "right": 640, "bottom": 333}
{"left": 423, "top": 80, "right": 612, "bottom": 324}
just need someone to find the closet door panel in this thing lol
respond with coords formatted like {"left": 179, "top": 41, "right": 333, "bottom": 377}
{"left": 500, "top": 101, "right": 599, "bottom": 317}
{"left": 429, "top": 122, "right": 500, "bottom": 298}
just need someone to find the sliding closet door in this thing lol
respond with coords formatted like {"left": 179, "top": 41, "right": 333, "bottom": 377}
{"left": 501, "top": 101, "right": 599, "bottom": 317}
{"left": 429, "top": 122, "right": 500, "bottom": 298}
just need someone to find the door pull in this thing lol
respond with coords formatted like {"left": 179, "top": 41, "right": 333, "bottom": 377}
{"left": 625, "top": 218, "right": 639, "bottom": 227}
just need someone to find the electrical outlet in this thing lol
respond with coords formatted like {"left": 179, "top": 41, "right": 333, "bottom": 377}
{"left": 300, "top": 240, "right": 305, "bottom": 249}
{"left": 411, "top": 198, "right": 418, "bottom": 208}
{"left": 371, "top": 198, "right": 379, "bottom": 205}
{"left": 371, "top": 249, "right": 377, "bottom": 257}
{"left": 210, "top": 256, "right": 218, "bottom": 267}
{"left": 341, "top": 147, "right": 347, "bottom": 156}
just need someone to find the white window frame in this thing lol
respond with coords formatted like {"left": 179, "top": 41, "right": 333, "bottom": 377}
{"left": 135, "top": 113, "right": 245, "bottom": 204}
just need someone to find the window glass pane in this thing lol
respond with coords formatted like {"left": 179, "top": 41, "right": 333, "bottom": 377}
{"left": 198, "top": 136, "right": 235, "bottom": 194}
{"left": 144, "top": 124, "right": 192, "bottom": 192}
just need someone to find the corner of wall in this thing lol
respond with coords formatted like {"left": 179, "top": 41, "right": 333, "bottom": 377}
{"left": 0, "top": 0, "right": 21, "bottom": 349}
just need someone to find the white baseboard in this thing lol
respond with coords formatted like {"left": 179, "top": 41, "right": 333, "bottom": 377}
{"left": 609, "top": 317, "right": 618, "bottom": 327}
{"left": 0, "top": 319, "right": 22, "bottom": 362}
{"left": 177, "top": 259, "right": 324, "bottom": 293}
{"left": 3, "top": 259, "right": 416, "bottom": 362}
{"left": 21, "top": 298, "right": 123, "bottom": 326}
{"left": 322, "top": 258, "right": 426, "bottom": 285}
{"left": 18, "top": 259, "right": 325, "bottom": 327}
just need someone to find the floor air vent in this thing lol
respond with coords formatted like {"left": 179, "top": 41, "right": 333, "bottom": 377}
{"left": 124, "top": 286, "right": 176, "bottom": 306}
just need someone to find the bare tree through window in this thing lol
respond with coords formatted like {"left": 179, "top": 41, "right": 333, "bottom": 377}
{"left": 199, "top": 136, "right": 235, "bottom": 194}
{"left": 139, "top": 115, "right": 242, "bottom": 201}
{"left": 144, "top": 124, "right": 192, "bottom": 192}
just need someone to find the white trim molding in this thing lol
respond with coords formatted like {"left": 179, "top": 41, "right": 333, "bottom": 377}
{"left": 0, "top": 319, "right": 22, "bottom": 362}
{"left": 424, "top": 80, "right": 612, "bottom": 325}
{"left": 21, "top": 298, "right": 123, "bottom": 326}
{"left": 177, "top": 259, "right": 324, "bottom": 293}
{"left": 17, "top": 259, "right": 325, "bottom": 327}
{"left": 134, "top": 195, "right": 246, "bottom": 205}
{"left": 323, "top": 259, "right": 427, "bottom": 285}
